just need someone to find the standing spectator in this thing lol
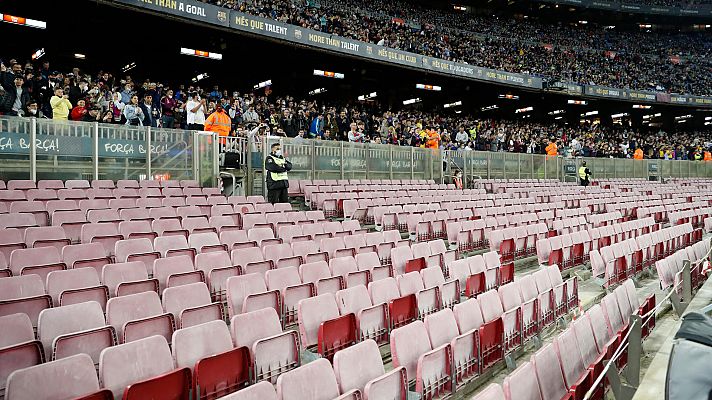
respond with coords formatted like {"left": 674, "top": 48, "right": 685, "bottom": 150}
{"left": 455, "top": 126, "right": 469, "bottom": 144}
{"left": 243, "top": 106, "right": 259, "bottom": 124}
{"left": 123, "top": 95, "right": 145, "bottom": 126}
{"left": 2, "top": 75, "right": 30, "bottom": 116}
{"left": 140, "top": 94, "right": 160, "bottom": 127}
{"left": 185, "top": 92, "right": 206, "bottom": 130}
{"left": 49, "top": 87, "right": 72, "bottom": 120}
{"left": 160, "top": 89, "right": 176, "bottom": 129}
{"left": 70, "top": 99, "right": 89, "bottom": 121}
{"left": 24, "top": 101, "right": 47, "bottom": 119}
{"left": 310, "top": 113, "right": 324, "bottom": 138}
{"left": 204, "top": 103, "right": 232, "bottom": 143}
{"left": 120, "top": 82, "right": 133, "bottom": 104}
{"left": 348, "top": 122, "right": 363, "bottom": 142}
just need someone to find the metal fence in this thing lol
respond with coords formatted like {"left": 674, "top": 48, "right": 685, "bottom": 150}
{"left": 0, "top": 115, "right": 218, "bottom": 186}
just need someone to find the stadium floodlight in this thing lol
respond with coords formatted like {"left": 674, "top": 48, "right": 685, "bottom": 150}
{"left": 253, "top": 80, "right": 272, "bottom": 90}
{"left": 632, "top": 104, "right": 652, "bottom": 109}
{"left": 314, "top": 70, "right": 345, "bottom": 79}
{"left": 639, "top": 24, "right": 652, "bottom": 28}
{"left": 706, "top": 122, "right": 712, "bottom": 126}
{"left": 453, "top": 5, "right": 467, "bottom": 11}
{"left": 498, "top": 94, "right": 519, "bottom": 100}
{"left": 357, "top": 92, "right": 377, "bottom": 101}
{"left": 481, "top": 105, "right": 498, "bottom": 111}
{"left": 514, "top": 106, "right": 533, "bottom": 113}
{"left": 0, "top": 13, "right": 46, "bottom": 29}
{"left": 548, "top": 110, "right": 565, "bottom": 115}
{"left": 180, "top": 47, "right": 222, "bottom": 60}
{"left": 416, "top": 84, "right": 442, "bottom": 91}
{"left": 455, "top": 110, "right": 462, "bottom": 114}
{"left": 581, "top": 111, "right": 599, "bottom": 117}
{"left": 555, "top": 116, "right": 563, "bottom": 120}
{"left": 192, "top": 73, "right": 209, "bottom": 83}
{"left": 643, "top": 113, "right": 661, "bottom": 120}
{"left": 567, "top": 99, "right": 587, "bottom": 105}
{"left": 309, "top": 88, "right": 327, "bottom": 96}
{"left": 611, "top": 113, "right": 629, "bottom": 118}
{"left": 121, "top": 62, "right": 136, "bottom": 73}
{"left": 705, "top": 117, "right": 712, "bottom": 121}
{"left": 74, "top": 53, "right": 86, "bottom": 60}
{"left": 675, "top": 114, "right": 692, "bottom": 120}
{"left": 444, "top": 101, "right": 462, "bottom": 108}
{"left": 403, "top": 98, "right": 421, "bottom": 105}
{"left": 31, "top": 48, "right": 45, "bottom": 61}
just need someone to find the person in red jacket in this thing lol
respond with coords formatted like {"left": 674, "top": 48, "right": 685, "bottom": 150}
{"left": 70, "top": 99, "right": 88, "bottom": 121}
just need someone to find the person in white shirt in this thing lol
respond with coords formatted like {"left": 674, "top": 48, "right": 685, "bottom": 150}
{"left": 185, "top": 93, "right": 206, "bottom": 130}
{"left": 455, "top": 126, "right": 469, "bottom": 144}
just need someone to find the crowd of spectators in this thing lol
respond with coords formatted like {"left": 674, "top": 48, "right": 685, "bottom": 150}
{"left": 206, "top": 0, "right": 712, "bottom": 95}
{"left": 1, "top": 57, "right": 710, "bottom": 160}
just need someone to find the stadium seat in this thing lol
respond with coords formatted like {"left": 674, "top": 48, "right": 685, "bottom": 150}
{"left": 5, "top": 354, "right": 104, "bottom": 400}
{"left": 102, "top": 261, "right": 159, "bottom": 297}
{"left": 333, "top": 339, "right": 407, "bottom": 399}
{"left": 162, "top": 282, "right": 223, "bottom": 329}
{"left": 106, "top": 291, "right": 175, "bottom": 343}
{"left": 46, "top": 267, "right": 109, "bottom": 309}
{"left": 502, "top": 361, "right": 542, "bottom": 400}
{"left": 0, "top": 313, "right": 44, "bottom": 398}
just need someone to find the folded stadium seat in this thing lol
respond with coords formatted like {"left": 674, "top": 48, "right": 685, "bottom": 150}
{"left": 0, "top": 228, "right": 25, "bottom": 263}
{"left": 89, "top": 180, "right": 113, "bottom": 190}
{"left": 154, "top": 235, "right": 196, "bottom": 259}
{"left": 175, "top": 206, "right": 204, "bottom": 222}
{"left": 0, "top": 274, "right": 52, "bottom": 330}
{"left": 153, "top": 255, "right": 204, "bottom": 292}
{"left": 264, "top": 243, "right": 302, "bottom": 269}
{"left": 323, "top": 221, "right": 344, "bottom": 238}
{"left": 160, "top": 180, "right": 180, "bottom": 188}
{"left": 185, "top": 196, "right": 211, "bottom": 215}
{"left": 183, "top": 188, "right": 204, "bottom": 198}
{"left": 398, "top": 270, "right": 439, "bottom": 318}
{"left": 9, "top": 246, "right": 66, "bottom": 281}
{"left": 0, "top": 253, "right": 8, "bottom": 277}
{"left": 5, "top": 353, "right": 109, "bottom": 400}
{"left": 343, "top": 233, "right": 376, "bottom": 255}
{"left": 409, "top": 242, "right": 433, "bottom": 273}
{"left": 9, "top": 201, "right": 49, "bottom": 226}
{"left": 106, "top": 291, "right": 175, "bottom": 344}
{"left": 547, "top": 265, "right": 578, "bottom": 312}
{"left": 390, "top": 320, "right": 452, "bottom": 398}
{"left": 369, "top": 277, "right": 416, "bottom": 330}
{"left": 81, "top": 223, "right": 122, "bottom": 258}
{"left": 421, "top": 266, "right": 459, "bottom": 309}
{"left": 137, "top": 180, "right": 160, "bottom": 189}
{"left": 465, "top": 255, "right": 490, "bottom": 298}
{"left": 297, "top": 293, "right": 356, "bottom": 360}
{"left": 226, "top": 273, "right": 280, "bottom": 318}
{"left": 390, "top": 245, "right": 414, "bottom": 277}
{"left": 0, "top": 213, "right": 38, "bottom": 231}
{"left": 189, "top": 232, "right": 227, "bottom": 254}
{"left": 47, "top": 199, "right": 80, "bottom": 214}
{"left": 46, "top": 267, "right": 109, "bottom": 310}
{"left": 276, "top": 358, "right": 353, "bottom": 400}
{"left": 533, "top": 268, "right": 566, "bottom": 319}
{"left": 85, "top": 188, "right": 114, "bottom": 200}
{"left": 231, "top": 308, "right": 299, "bottom": 385}
{"left": 149, "top": 207, "right": 181, "bottom": 224}
{"left": 114, "top": 238, "right": 160, "bottom": 276}
{"left": 209, "top": 215, "right": 241, "bottom": 234}
{"left": 429, "top": 239, "right": 456, "bottom": 275}
{"left": 299, "top": 260, "right": 343, "bottom": 295}
{"left": 266, "top": 266, "right": 315, "bottom": 324}
{"left": 321, "top": 237, "right": 354, "bottom": 259}
{"left": 277, "top": 225, "right": 304, "bottom": 245}
{"left": 118, "top": 220, "right": 156, "bottom": 241}
{"left": 301, "top": 223, "right": 329, "bottom": 242}
{"left": 587, "top": 304, "right": 619, "bottom": 365}
{"left": 38, "top": 301, "right": 115, "bottom": 364}
{"left": 329, "top": 256, "right": 370, "bottom": 288}
{"left": 64, "top": 179, "right": 90, "bottom": 189}
{"left": 519, "top": 274, "right": 552, "bottom": 330}
{"left": 449, "top": 259, "right": 473, "bottom": 297}
{"left": 231, "top": 247, "right": 274, "bottom": 275}
{"left": 7, "top": 180, "right": 36, "bottom": 191}
{"left": 86, "top": 209, "right": 121, "bottom": 228}
{"left": 247, "top": 226, "right": 280, "bottom": 247}
{"left": 554, "top": 327, "right": 593, "bottom": 399}
{"left": 424, "top": 308, "right": 479, "bottom": 388}
{"left": 356, "top": 251, "right": 392, "bottom": 282}
{"left": 476, "top": 290, "right": 508, "bottom": 363}
{"left": 162, "top": 282, "right": 223, "bottom": 329}
{"left": 119, "top": 207, "right": 150, "bottom": 222}
{"left": 333, "top": 339, "right": 408, "bottom": 399}
{"left": 220, "top": 230, "right": 255, "bottom": 251}
{"left": 172, "top": 320, "right": 249, "bottom": 399}
{"left": 500, "top": 281, "right": 539, "bottom": 344}
{"left": 571, "top": 317, "right": 605, "bottom": 397}
{"left": 102, "top": 261, "right": 158, "bottom": 297}
{"left": 99, "top": 335, "right": 191, "bottom": 400}
{"left": 532, "top": 343, "right": 570, "bottom": 400}
{"left": 180, "top": 216, "right": 215, "bottom": 236}
{"left": 483, "top": 251, "right": 506, "bottom": 288}
{"left": 471, "top": 384, "right": 505, "bottom": 400}
{"left": 561, "top": 233, "right": 575, "bottom": 270}
{"left": 23, "top": 226, "right": 70, "bottom": 251}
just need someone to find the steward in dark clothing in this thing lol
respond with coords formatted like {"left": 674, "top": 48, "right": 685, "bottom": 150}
{"left": 265, "top": 142, "right": 292, "bottom": 204}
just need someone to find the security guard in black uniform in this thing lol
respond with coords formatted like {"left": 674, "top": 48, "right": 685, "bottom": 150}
{"left": 579, "top": 161, "right": 592, "bottom": 186}
{"left": 265, "top": 142, "right": 292, "bottom": 204}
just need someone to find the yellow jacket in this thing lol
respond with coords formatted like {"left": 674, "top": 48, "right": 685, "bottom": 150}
{"left": 50, "top": 96, "right": 72, "bottom": 120}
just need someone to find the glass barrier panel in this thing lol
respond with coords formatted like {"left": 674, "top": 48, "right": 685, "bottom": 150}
{"left": 95, "top": 124, "right": 148, "bottom": 181}
{"left": 0, "top": 116, "right": 33, "bottom": 181}
{"left": 151, "top": 127, "right": 193, "bottom": 181}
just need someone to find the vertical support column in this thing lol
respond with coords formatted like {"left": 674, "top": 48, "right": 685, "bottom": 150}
{"left": 429, "top": 149, "right": 434, "bottom": 181}
{"left": 92, "top": 122, "right": 99, "bottom": 180}
{"left": 624, "top": 315, "right": 643, "bottom": 388}
{"left": 146, "top": 127, "right": 152, "bottom": 180}
{"left": 682, "top": 260, "right": 692, "bottom": 304}
{"left": 212, "top": 133, "right": 219, "bottom": 187}
{"left": 531, "top": 154, "right": 535, "bottom": 178}
{"left": 544, "top": 155, "right": 547, "bottom": 180}
{"left": 389, "top": 146, "right": 393, "bottom": 180}
{"left": 310, "top": 140, "right": 316, "bottom": 180}
{"left": 340, "top": 141, "right": 345, "bottom": 180}
{"left": 410, "top": 147, "right": 415, "bottom": 180}
{"left": 29, "top": 117, "right": 37, "bottom": 181}
{"left": 192, "top": 131, "right": 200, "bottom": 182}
{"left": 518, "top": 153, "right": 521, "bottom": 179}
{"left": 487, "top": 152, "right": 492, "bottom": 179}
{"left": 365, "top": 143, "right": 370, "bottom": 180}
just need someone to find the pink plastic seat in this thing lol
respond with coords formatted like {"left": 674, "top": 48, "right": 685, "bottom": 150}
{"left": 333, "top": 339, "right": 407, "bottom": 399}
{"left": 276, "top": 358, "right": 342, "bottom": 400}
{"left": 102, "top": 261, "right": 158, "bottom": 297}
{"left": 0, "top": 275, "right": 53, "bottom": 327}
{"left": 62, "top": 243, "right": 112, "bottom": 275}
{"left": 153, "top": 255, "right": 203, "bottom": 291}
{"left": 115, "top": 238, "right": 160, "bottom": 275}
{"left": 162, "top": 282, "right": 222, "bottom": 328}
{"left": 9, "top": 246, "right": 66, "bottom": 281}
{"left": 0, "top": 313, "right": 44, "bottom": 395}
{"left": 46, "top": 267, "right": 109, "bottom": 310}
{"left": 5, "top": 354, "right": 102, "bottom": 400}
{"left": 226, "top": 273, "right": 280, "bottom": 317}
{"left": 106, "top": 291, "right": 175, "bottom": 343}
